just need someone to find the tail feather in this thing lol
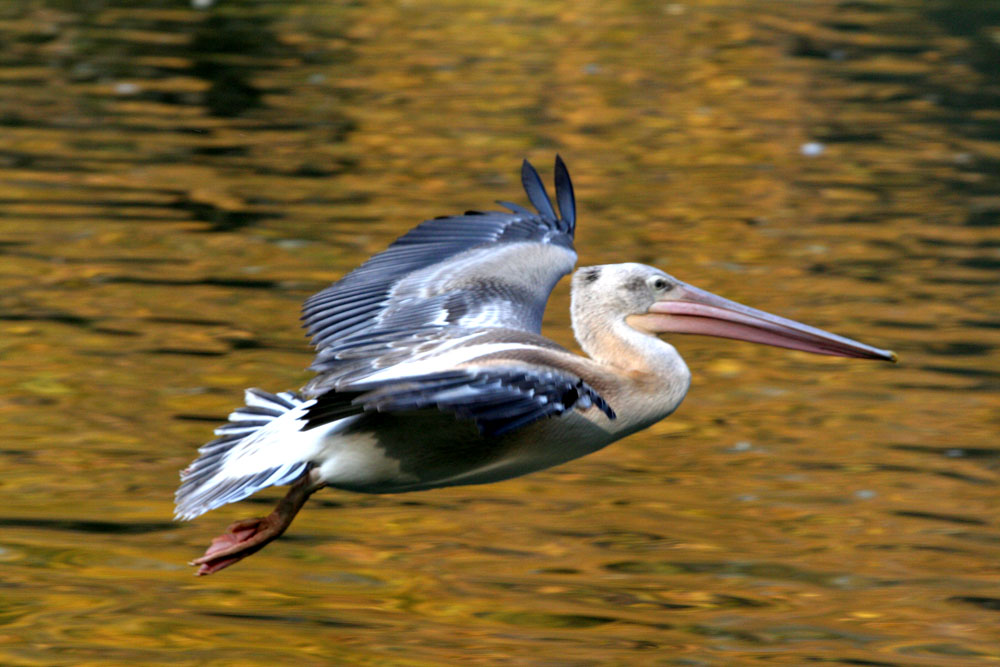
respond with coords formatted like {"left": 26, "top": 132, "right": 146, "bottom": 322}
{"left": 213, "top": 422, "right": 265, "bottom": 436}
{"left": 174, "top": 389, "right": 315, "bottom": 521}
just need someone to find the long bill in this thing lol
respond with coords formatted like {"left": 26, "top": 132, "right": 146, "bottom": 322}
{"left": 639, "top": 284, "right": 897, "bottom": 362}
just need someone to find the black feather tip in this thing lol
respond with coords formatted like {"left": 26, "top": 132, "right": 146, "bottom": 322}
{"left": 553, "top": 154, "right": 575, "bottom": 230}
{"left": 521, "top": 159, "right": 557, "bottom": 221}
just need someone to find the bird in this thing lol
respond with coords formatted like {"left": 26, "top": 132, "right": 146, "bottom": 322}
{"left": 175, "top": 156, "right": 895, "bottom": 575}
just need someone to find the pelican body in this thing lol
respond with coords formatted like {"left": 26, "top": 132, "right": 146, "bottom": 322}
{"left": 176, "top": 157, "right": 894, "bottom": 575}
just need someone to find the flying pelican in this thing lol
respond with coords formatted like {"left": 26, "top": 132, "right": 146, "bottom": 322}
{"left": 175, "top": 157, "right": 895, "bottom": 575}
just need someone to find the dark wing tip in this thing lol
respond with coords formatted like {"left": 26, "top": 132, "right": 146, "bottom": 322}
{"left": 553, "top": 154, "right": 575, "bottom": 231}
{"left": 521, "top": 158, "right": 558, "bottom": 222}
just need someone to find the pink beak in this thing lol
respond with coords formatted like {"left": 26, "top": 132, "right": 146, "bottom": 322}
{"left": 645, "top": 284, "right": 896, "bottom": 362}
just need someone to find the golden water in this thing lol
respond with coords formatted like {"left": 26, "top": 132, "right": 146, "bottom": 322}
{"left": 1, "top": 1, "right": 998, "bottom": 664}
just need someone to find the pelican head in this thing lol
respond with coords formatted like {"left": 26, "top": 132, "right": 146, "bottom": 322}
{"left": 572, "top": 263, "right": 896, "bottom": 362}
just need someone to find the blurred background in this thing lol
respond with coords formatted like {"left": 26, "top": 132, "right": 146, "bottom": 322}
{"left": 0, "top": 0, "right": 998, "bottom": 664}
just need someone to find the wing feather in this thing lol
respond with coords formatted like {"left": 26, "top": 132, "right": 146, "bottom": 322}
{"left": 304, "top": 365, "right": 615, "bottom": 438}
{"left": 554, "top": 155, "right": 575, "bottom": 227}
{"left": 520, "top": 159, "right": 558, "bottom": 221}
{"left": 302, "top": 158, "right": 578, "bottom": 378}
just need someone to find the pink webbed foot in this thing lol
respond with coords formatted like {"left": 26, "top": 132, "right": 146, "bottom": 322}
{"left": 188, "top": 474, "right": 324, "bottom": 576}
{"left": 190, "top": 514, "right": 285, "bottom": 576}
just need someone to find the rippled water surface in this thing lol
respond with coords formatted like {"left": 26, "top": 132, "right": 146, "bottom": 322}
{"left": 1, "top": 1, "right": 998, "bottom": 664}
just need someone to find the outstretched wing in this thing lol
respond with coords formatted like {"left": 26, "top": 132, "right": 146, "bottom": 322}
{"left": 303, "top": 157, "right": 578, "bottom": 374}
{"left": 304, "top": 364, "right": 615, "bottom": 439}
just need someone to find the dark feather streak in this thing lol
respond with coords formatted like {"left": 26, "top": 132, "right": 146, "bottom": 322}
{"left": 304, "top": 367, "right": 614, "bottom": 438}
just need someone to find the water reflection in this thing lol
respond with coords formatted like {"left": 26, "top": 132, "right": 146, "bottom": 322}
{"left": 0, "top": 0, "right": 998, "bottom": 664}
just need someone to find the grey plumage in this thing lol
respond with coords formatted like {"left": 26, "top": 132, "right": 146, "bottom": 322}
{"left": 303, "top": 159, "right": 575, "bottom": 358}
{"left": 295, "top": 157, "right": 615, "bottom": 462}
{"left": 303, "top": 158, "right": 580, "bottom": 397}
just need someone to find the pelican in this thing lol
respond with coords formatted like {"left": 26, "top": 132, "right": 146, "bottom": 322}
{"left": 175, "top": 157, "right": 895, "bottom": 575}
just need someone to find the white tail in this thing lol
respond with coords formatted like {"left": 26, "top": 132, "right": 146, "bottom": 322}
{"left": 174, "top": 389, "right": 316, "bottom": 520}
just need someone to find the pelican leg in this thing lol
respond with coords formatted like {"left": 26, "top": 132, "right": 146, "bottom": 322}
{"left": 190, "top": 470, "right": 326, "bottom": 576}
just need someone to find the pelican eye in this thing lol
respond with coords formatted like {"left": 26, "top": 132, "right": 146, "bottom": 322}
{"left": 651, "top": 277, "right": 672, "bottom": 291}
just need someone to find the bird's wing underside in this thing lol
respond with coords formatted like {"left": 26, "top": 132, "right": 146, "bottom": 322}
{"left": 303, "top": 362, "right": 615, "bottom": 438}
{"left": 303, "top": 157, "right": 578, "bottom": 377}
